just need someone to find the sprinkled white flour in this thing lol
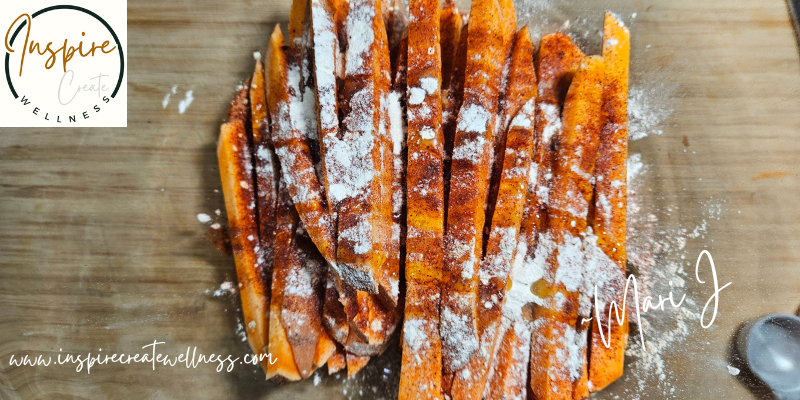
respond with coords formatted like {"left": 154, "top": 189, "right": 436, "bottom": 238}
{"left": 178, "top": 90, "right": 194, "bottom": 114}
{"left": 162, "top": 85, "right": 178, "bottom": 109}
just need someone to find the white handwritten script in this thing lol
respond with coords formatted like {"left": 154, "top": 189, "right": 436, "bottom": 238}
{"left": 7, "top": 341, "right": 277, "bottom": 374}
{"left": 587, "top": 250, "right": 731, "bottom": 350}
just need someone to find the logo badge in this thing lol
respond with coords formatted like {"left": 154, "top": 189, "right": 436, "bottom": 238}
{"left": 2, "top": 1, "right": 127, "bottom": 127}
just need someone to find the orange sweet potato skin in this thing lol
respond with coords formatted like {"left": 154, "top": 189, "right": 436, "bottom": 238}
{"left": 588, "top": 12, "right": 631, "bottom": 393}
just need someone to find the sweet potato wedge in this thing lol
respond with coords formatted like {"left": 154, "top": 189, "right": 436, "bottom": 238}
{"left": 484, "top": 26, "right": 536, "bottom": 254}
{"left": 588, "top": 11, "right": 630, "bottom": 392}
{"left": 218, "top": 81, "right": 272, "bottom": 376}
{"left": 485, "top": 309, "right": 533, "bottom": 400}
{"left": 451, "top": 96, "right": 537, "bottom": 400}
{"left": 311, "top": 0, "right": 341, "bottom": 207}
{"left": 439, "top": 0, "right": 462, "bottom": 91}
{"left": 529, "top": 55, "right": 605, "bottom": 400}
{"left": 329, "top": 0, "right": 393, "bottom": 296}
{"left": 399, "top": 0, "right": 445, "bottom": 397}
{"left": 440, "top": 0, "right": 505, "bottom": 394}
{"left": 268, "top": 180, "right": 334, "bottom": 379}
{"left": 514, "top": 33, "right": 583, "bottom": 303}
{"left": 441, "top": 22, "right": 468, "bottom": 228}
{"left": 266, "top": 25, "right": 338, "bottom": 270}
{"left": 251, "top": 57, "right": 279, "bottom": 318}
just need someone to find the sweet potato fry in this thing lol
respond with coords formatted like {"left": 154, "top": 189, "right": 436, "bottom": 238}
{"left": 376, "top": 14, "right": 401, "bottom": 310}
{"left": 529, "top": 55, "right": 605, "bottom": 400}
{"left": 328, "top": 0, "right": 393, "bottom": 296}
{"left": 268, "top": 180, "right": 334, "bottom": 379}
{"left": 266, "top": 25, "right": 338, "bottom": 270}
{"left": 218, "top": 81, "right": 272, "bottom": 376}
{"left": 311, "top": 0, "right": 341, "bottom": 209}
{"left": 399, "top": 0, "right": 445, "bottom": 397}
{"left": 588, "top": 11, "right": 630, "bottom": 392}
{"left": 514, "top": 32, "right": 583, "bottom": 311}
{"left": 439, "top": 0, "right": 462, "bottom": 91}
{"left": 441, "top": 22, "right": 468, "bottom": 227}
{"left": 251, "top": 57, "right": 279, "bottom": 321}
{"left": 450, "top": 96, "right": 537, "bottom": 399}
{"left": 485, "top": 308, "right": 533, "bottom": 400}
{"left": 440, "top": 0, "right": 505, "bottom": 394}
{"left": 485, "top": 26, "right": 536, "bottom": 253}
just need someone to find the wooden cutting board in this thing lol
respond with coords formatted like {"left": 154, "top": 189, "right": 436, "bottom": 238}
{"left": 2, "top": 0, "right": 800, "bottom": 398}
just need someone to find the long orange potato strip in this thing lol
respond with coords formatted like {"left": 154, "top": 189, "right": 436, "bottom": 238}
{"left": 268, "top": 179, "right": 336, "bottom": 380}
{"left": 453, "top": 95, "right": 536, "bottom": 399}
{"left": 529, "top": 55, "right": 605, "bottom": 400}
{"left": 330, "top": 0, "right": 392, "bottom": 296}
{"left": 251, "top": 57, "right": 278, "bottom": 308}
{"left": 266, "top": 23, "right": 337, "bottom": 271}
{"left": 440, "top": 0, "right": 504, "bottom": 394}
{"left": 398, "top": 0, "right": 444, "bottom": 397}
{"left": 441, "top": 22, "right": 468, "bottom": 229}
{"left": 488, "top": 33, "right": 583, "bottom": 400}
{"left": 218, "top": 80, "right": 272, "bottom": 375}
{"left": 447, "top": 26, "right": 536, "bottom": 400}
{"left": 480, "top": 27, "right": 538, "bottom": 400}
{"left": 587, "top": 12, "right": 630, "bottom": 392}
{"left": 482, "top": 0, "right": 517, "bottom": 245}
{"left": 439, "top": 0, "right": 462, "bottom": 91}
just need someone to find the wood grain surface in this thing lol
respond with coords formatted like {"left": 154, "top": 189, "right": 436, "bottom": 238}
{"left": 2, "top": 0, "right": 800, "bottom": 399}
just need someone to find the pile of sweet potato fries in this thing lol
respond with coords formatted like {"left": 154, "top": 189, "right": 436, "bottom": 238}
{"left": 217, "top": 0, "right": 630, "bottom": 397}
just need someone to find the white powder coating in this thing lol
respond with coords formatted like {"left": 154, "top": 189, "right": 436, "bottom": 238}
{"left": 327, "top": 86, "right": 377, "bottom": 203}
{"left": 510, "top": 97, "right": 537, "bottom": 129}
{"left": 178, "top": 90, "right": 194, "bottom": 114}
{"left": 480, "top": 226, "right": 519, "bottom": 284}
{"left": 419, "top": 77, "right": 438, "bottom": 95}
{"left": 599, "top": 183, "right": 616, "bottom": 216}
{"left": 407, "top": 87, "right": 426, "bottom": 105}
{"left": 387, "top": 91, "right": 405, "bottom": 154}
{"left": 506, "top": 233, "right": 545, "bottom": 322}
{"left": 628, "top": 82, "right": 675, "bottom": 141}
{"left": 537, "top": 103, "right": 562, "bottom": 146}
{"left": 212, "top": 281, "right": 236, "bottom": 297}
{"left": 456, "top": 104, "right": 491, "bottom": 134}
{"left": 581, "top": 232, "right": 625, "bottom": 305}
{"left": 440, "top": 298, "right": 479, "bottom": 371}
{"left": 253, "top": 50, "right": 262, "bottom": 60}
{"left": 452, "top": 134, "right": 486, "bottom": 161}
{"left": 196, "top": 213, "right": 212, "bottom": 223}
{"left": 419, "top": 127, "right": 435, "bottom": 140}
{"left": 284, "top": 261, "right": 316, "bottom": 296}
{"left": 311, "top": 0, "right": 339, "bottom": 134}
{"left": 345, "top": 0, "right": 375, "bottom": 76}
{"left": 338, "top": 215, "right": 373, "bottom": 254}
{"left": 553, "top": 233, "right": 584, "bottom": 292}
{"left": 628, "top": 153, "right": 645, "bottom": 181}
{"left": 403, "top": 318, "right": 430, "bottom": 352}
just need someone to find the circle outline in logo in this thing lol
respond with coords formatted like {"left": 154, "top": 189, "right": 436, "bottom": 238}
{"left": 4, "top": 5, "right": 125, "bottom": 99}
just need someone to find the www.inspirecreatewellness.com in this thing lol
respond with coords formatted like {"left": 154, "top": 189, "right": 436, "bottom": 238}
{"left": 7, "top": 340, "right": 278, "bottom": 374}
